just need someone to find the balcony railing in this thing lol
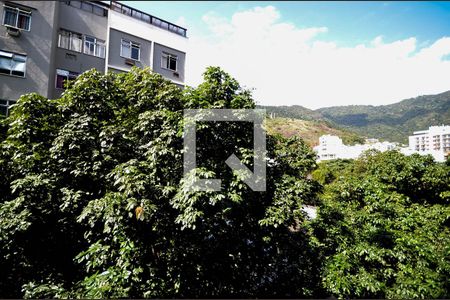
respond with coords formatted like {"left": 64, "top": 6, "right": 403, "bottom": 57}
{"left": 110, "top": 1, "right": 187, "bottom": 37}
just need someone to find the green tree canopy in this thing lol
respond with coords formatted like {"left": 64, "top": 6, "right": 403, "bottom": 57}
{"left": 312, "top": 150, "right": 450, "bottom": 299}
{"left": 0, "top": 67, "right": 322, "bottom": 298}
{"left": 1, "top": 67, "right": 448, "bottom": 299}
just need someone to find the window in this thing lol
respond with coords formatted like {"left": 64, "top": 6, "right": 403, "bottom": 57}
{"left": 55, "top": 69, "right": 79, "bottom": 89}
{"left": 83, "top": 36, "right": 105, "bottom": 58}
{"left": 142, "top": 14, "right": 151, "bottom": 23}
{"left": 67, "top": 0, "right": 81, "bottom": 9}
{"left": 0, "top": 99, "right": 16, "bottom": 116}
{"left": 84, "top": 36, "right": 95, "bottom": 56}
{"left": 81, "top": 1, "right": 93, "bottom": 13}
{"left": 95, "top": 42, "right": 106, "bottom": 58}
{"left": 0, "top": 100, "right": 7, "bottom": 116}
{"left": 0, "top": 50, "right": 26, "bottom": 77}
{"left": 121, "top": 39, "right": 140, "bottom": 61}
{"left": 110, "top": 1, "right": 121, "bottom": 12}
{"left": 93, "top": 5, "right": 105, "bottom": 16}
{"left": 58, "top": 30, "right": 104, "bottom": 58}
{"left": 132, "top": 10, "right": 142, "bottom": 19}
{"left": 161, "top": 52, "right": 178, "bottom": 71}
{"left": 2, "top": 5, "right": 31, "bottom": 31}
{"left": 156, "top": 19, "right": 169, "bottom": 30}
{"left": 121, "top": 6, "right": 132, "bottom": 16}
{"left": 66, "top": 1, "right": 107, "bottom": 17}
{"left": 58, "top": 29, "right": 82, "bottom": 52}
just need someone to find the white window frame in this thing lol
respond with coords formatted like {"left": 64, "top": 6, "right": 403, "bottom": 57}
{"left": 83, "top": 35, "right": 106, "bottom": 58}
{"left": 55, "top": 68, "right": 79, "bottom": 90}
{"left": 95, "top": 40, "right": 106, "bottom": 58}
{"left": 58, "top": 29, "right": 83, "bottom": 53}
{"left": 0, "top": 50, "right": 27, "bottom": 78}
{"left": 83, "top": 35, "right": 96, "bottom": 56}
{"left": 2, "top": 5, "right": 31, "bottom": 31}
{"left": 120, "top": 39, "right": 140, "bottom": 61}
{"left": 161, "top": 52, "right": 178, "bottom": 72}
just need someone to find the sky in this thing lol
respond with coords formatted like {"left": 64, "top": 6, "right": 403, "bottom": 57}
{"left": 125, "top": 1, "right": 450, "bottom": 109}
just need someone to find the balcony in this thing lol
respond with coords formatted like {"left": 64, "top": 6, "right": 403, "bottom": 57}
{"left": 110, "top": 1, "right": 187, "bottom": 37}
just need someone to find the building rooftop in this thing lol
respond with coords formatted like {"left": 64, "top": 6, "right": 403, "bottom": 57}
{"left": 412, "top": 125, "right": 450, "bottom": 135}
{"left": 109, "top": 1, "right": 187, "bottom": 37}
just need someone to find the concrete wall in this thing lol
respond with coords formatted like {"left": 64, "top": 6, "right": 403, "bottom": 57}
{"left": 58, "top": 1, "right": 107, "bottom": 41}
{"left": 107, "top": 28, "right": 151, "bottom": 71}
{"left": 153, "top": 42, "right": 185, "bottom": 84}
{"left": 52, "top": 48, "right": 106, "bottom": 98}
{"left": 51, "top": 2, "right": 107, "bottom": 98}
{"left": 108, "top": 9, "right": 187, "bottom": 54}
{"left": 108, "top": 8, "right": 187, "bottom": 83}
{"left": 0, "top": 1, "right": 58, "bottom": 100}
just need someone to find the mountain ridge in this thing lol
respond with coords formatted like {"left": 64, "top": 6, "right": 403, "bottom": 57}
{"left": 260, "top": 90, "right": 450, "bottom": 144}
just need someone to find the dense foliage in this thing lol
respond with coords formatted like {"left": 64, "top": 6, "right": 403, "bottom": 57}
{"left": 0, "top": 67, "right": 322, "bottom": 298}
{"left": 312, "top": 150, "right": 450, "bottom": 298}
{"left": 262, "top": 90, "right": 450, "bottom": 143}
{"left": 0, "top": 67, "right": 448, "bottom": 299}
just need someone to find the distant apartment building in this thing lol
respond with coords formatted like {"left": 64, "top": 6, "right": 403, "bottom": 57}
{"left": 0, "top": 1, "right": 187, "bottom": 116}
{"left": 314, "top": 135, "right": 396, "bottom": 161}
{"left": 314, "top": 126, "right": 450, "bottom": 163}
{"left": 408, "top": 125, "right": 450, "bottom": 153}
{"left": 404, "top": 125, "right": 450, "bottom": 162}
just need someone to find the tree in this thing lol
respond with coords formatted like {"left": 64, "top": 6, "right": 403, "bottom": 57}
{"left": 311, "top": 159, "right": 354, "bottom": 185}
{"left": 0, "top": 67, "right": 322, "bottom": 298}
{"left": 3, "top": 67, "right": 448, "bottom": 299}
{"left": 312, "top": 150, "right": 450, "bottom": 298}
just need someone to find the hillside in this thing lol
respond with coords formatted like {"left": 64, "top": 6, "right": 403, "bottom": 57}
{"left": 261, "top": 90, "right": 450, "bottom": 144}
{"left": 265, "top": 117, "right": 364, "bottom": 147}
{"left": 263, "top": 105, "right": 322, "bottom": 121}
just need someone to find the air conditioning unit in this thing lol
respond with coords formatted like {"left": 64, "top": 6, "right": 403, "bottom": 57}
{"left": 6, "top": 26, "right": 21, "bottom": 37}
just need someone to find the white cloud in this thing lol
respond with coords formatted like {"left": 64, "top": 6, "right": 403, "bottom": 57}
{"left": 185, "top": 6, "right": 450, "bottom": 108}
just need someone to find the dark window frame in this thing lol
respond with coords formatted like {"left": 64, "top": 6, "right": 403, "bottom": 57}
{"left": 0, "top": 99, "right": 16, "bottom": 116}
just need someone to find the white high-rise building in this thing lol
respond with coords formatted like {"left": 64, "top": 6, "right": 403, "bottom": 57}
{"left": 407, "top": 125, "right": 450, "bottom": 162}
{"left": 314, "top": 135, "right": 396, "bottom": 161}
{"left": 314, "top": 126, "right": 450, "bottom": 163}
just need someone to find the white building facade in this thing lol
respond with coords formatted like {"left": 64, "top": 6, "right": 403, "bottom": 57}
{"left": 314, "top": 126, "right": 450, "bottom": 163}
{"left": 407, "top": 125, "right": 450, "bottom": 162}
{"left": 314, "top": 135, "right": 396, "bottom": 161}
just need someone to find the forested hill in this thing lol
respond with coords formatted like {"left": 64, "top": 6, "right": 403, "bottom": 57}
{"left": 265, "top": 117, "right": 364, "bottom": 147}
{"left": 260, "top": 90, "right": 450, "bottom": 143}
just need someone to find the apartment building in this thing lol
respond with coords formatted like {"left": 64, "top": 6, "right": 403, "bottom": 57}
{"left": 313, "top": 126, "right": 450, "bottom": 163}
{"left": 0, "top": 0, "right": 187, "bottom": 116}
{"left": 314, "top": 135, "right": 397, "bottom": 161}
{"left": 407, "top": 125, "right": 450, "bottom": 161}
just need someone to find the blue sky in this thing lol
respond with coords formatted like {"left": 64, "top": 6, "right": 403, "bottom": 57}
{"left": 124, "top": 1, "right": 450, "bottom": 108}
{"left": 127, "top": 1, "right": 450, "bottom": 47}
